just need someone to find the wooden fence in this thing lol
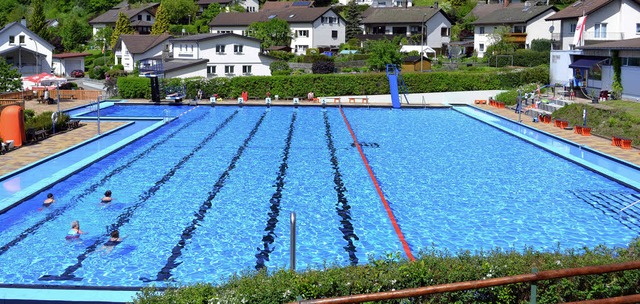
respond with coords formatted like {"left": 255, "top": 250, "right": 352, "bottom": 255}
{"left": 1, "top": 90, "right": 101, "bottom": 101}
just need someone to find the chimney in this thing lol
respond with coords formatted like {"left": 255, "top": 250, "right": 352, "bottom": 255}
{"left": 21, "top": 17, "right": 26, "bottom": 27}
{"left": 434, "top": 1, "right": 438, "bottom": 8}
{"left": 503, "top": 0, "right": 509, "bottom": 7}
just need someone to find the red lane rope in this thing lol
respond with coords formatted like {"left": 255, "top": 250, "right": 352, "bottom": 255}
{"left": 339, "top": 107, "right": 415, "bottom": 261}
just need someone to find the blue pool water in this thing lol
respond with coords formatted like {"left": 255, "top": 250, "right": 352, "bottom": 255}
{"left": 0, "top": 105, "right": 638, "bottom": 289}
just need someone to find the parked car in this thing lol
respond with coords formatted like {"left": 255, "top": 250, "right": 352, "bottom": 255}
{"left": 70, "top": 70, "right": 84, "bottom": 78}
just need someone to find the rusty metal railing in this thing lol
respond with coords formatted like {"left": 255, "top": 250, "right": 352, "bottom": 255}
{"left": 291, "top": 260, "right": 640, "bottom": 304}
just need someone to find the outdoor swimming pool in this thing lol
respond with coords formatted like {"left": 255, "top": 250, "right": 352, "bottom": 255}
{"left": 0, "top": 104, "right": 638, "bottom": 290}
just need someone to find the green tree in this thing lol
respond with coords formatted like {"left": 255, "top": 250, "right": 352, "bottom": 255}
{"left": 93, "top": 27, "right": 113, "bottom": 53}
{"left": 0, "top": 57, "right": 22, "bottom": 92}
{"left": 28, "top": 0, "right": 49, "bottom": 40}
{"left": 344, "top": 0, "right": 362, "bottom": 41}
{"left": 111, "top": 12, "right": 134, "bottom": 49}
{"left": 160, "top": 0, "right": 198, "bottom": 24}
{"left": 365, "top": 37, "right": 403, "bottom": 71}
{"left": 87, "top": 0, "right": 121, "bottom": 15}
{"left": 195, "top": 3, "right": 221, "bottom": 33}
{"left": 246, "top": 18, "right": 291, "bottom": 49}
{"left": 151, "top": 4, "right": 169, "bottom": 34}
{"left": 59, "top": 14, "right": 92, "bottom": 51}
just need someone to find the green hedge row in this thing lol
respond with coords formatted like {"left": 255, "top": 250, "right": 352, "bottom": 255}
{"left": 116, "top": 66, "right": 549, "bottom": 100}
{"left": 25, "top": 110, "right": 70, "bottom": 131}
{"left": 134, "top": 239, "right": 640, "bottom": 303}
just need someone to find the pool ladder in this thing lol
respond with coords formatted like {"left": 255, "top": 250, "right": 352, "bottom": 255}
{"left": 421, "top": 96, "right": 427, "bottom": 108}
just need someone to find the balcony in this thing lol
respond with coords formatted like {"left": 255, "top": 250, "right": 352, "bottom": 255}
{"left": 582, "top": 31, "right": 625, "bottom": 41}
{"left": 504, "top": 33, "right": 527, "bottom": 44}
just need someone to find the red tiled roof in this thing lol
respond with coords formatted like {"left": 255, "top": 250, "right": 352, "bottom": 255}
{"left": 546, "top": 0, "right": 640, "bottom": 20}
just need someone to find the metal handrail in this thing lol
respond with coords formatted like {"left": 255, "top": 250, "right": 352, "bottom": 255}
{"left": 421, "top": 96, "right": 426, "bottom": 108}
{"left": 291, "top": 260, "right": 640, "bottom": 304}
{"left": 619, "top": 199, "right": 640, "bottom": 214}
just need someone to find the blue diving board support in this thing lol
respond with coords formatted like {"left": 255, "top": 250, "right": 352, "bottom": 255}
{"left": 386, "top": 64, "right": 401, "bottom": 108}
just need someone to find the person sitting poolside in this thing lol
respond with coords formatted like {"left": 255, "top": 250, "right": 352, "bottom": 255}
{"left": 65, "top": 220, "right": 85, "bottom": 240}
{"left": 101, "top": 190, "right": 113, "bottom": 204}
{"left": 43, "top": 193, "right": 55, "bottom": 207}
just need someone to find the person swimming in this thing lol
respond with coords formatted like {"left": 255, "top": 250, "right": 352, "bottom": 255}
{"left": 100, "top": 230, "right": 126, "bottom": 254}
{"left": 101, "top": 190, "right": 113, "bottom": 203}
{"left": 65, "top": 220, "right": 85, "bottom": 240}
{"left": 43, "top": 193, "right": 55, "bottom": 207}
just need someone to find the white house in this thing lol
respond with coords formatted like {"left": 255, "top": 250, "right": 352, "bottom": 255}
{"left": 577, "top": 38, "right": 640, "bottom": 100}
{"left": 198, "top": 0, "right": 260, "bottom": 13}
{"left": 89, "top": 2, "right": 159, "bottom": 36}
{"left": 359, "top": 6, "right": 452, "bottom": 55}
{"left": 114, "top": 33, "right": 172, "bottom": 72}
{"left": 546, "top": 0, "right": 640, "bottom": 86}
{"left": 471, "top": 1, "right": 558, "bottom": 57}
{"left": 0, "top": 19, "right": 54, "bottom": 76}
{"left": 169, "top": 33, "right": 275, "bottom": 77}
{"left": 209, "top": 7, "right": 346, "bottom": 54}
{"left": 52, "top": 53, "right": 90, "bottom": 77}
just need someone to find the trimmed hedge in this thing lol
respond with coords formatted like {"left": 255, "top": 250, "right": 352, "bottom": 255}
{"left": 117, "top": 66, "right": 548, "bottom": 100}
{"left": 133, "top": 239, "right": 640, "bottom": 303}
{"left": 118, "top": 76, "right": 151, "bottom": 99}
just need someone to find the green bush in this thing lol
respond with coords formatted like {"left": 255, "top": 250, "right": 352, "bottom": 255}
{"left": 134, "top": 239, "right": 640, "bottom": 303}
{"left": 554, "top": 103, "right": 640, "bottom": 145}
{"left": 117, "top": 76, "right": 151, "bottom": 99}
{"left": 270, "top": 61, "right": 292, "bottom": 76}
{"left": 25, "top": 111, "right": 70, "bottom": 131}
{"left": 117, "top": 66, "right": 549, "bottom": 100}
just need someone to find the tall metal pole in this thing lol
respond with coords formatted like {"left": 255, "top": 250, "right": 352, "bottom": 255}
{"left": 290, "top": 212, "right": 296, "bottom": 271}
{"left": 97, "top": 95, "right": 102, "bottom": 135}
{"left": 420, "top": 14, "right": 426, "bottom": 72}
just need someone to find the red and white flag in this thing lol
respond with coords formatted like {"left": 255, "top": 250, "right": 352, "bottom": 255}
{"left": 573, "top": 16, "right": 587, "bottom": 47}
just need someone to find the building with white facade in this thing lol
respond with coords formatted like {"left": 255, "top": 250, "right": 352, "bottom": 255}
{"left": 114, "top": 34, "right": 172, "bottom": 72}
{"left": 198, "top": 0, "right": 260, "bottom": 13}
{"left": 89, "top": 2, "right": 159, "bottom": 36}
{"left": 169, "top": 33, "right": 275, "bottom": 77}
{"left": 546, "top": 0, "right": 640, "bottom": 86}
{"left": 209, "top": 7, "right": 346, "bottom": 54}
{"left": 52, "top": 53, "right": 90, "bottom": 77}
{"left": 0, "top": 19, "right": 54, "bottom": 76}
{"left": 471, "top": 1, "right": 558, "bottom": 57}
{"left": 359, "top": 6, "right": 452, "bottom": 55}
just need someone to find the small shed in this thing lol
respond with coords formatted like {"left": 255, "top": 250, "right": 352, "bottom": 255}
{"left": 52, "top": 53, "right": 90, "bottom": 77}
{"left": 402, "top": 55, "right": 431, "bottom": 72}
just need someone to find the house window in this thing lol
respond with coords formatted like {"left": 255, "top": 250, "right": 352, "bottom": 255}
{"left": 332, "top": 30, "right": 338, "bottom": 39}
{"left": 147, "top": 15, "right": 151, "bottom": 21}
{"left": 377, "top": 1, "right": 386, "bottom": 6}
{"left": 9, "top": 36, "right": 15, "bottom": 44}
{"left": 479, "top": 43, "right": 485, "bottom": 52}
{"left": 207, "top": 66, "right": 216, "bottom": 75}
{"left": 225, "top": 65, "right": 234, "bottom": 75}
{"left": 216, "top": 45, "right": 226, "bottom": 54}
{"left": 247, "top": 7, "right": 256, "bottom": 12}
{"left": 570, "top": 23, "right": 577, "bottom": 33}
{"left": 624, "top": 57, "right": 640, "bottom": 66}
{"left": 410, "top": 26, "right": 419, "bottom": 35}
{"left": 297, "top": 30, "right": 309, "bottom": 37}
{"left": 217, "top": 30, "right": 232, "bottom": 34}
{"left": 513, "top": 25, "right": 525, "bottom": 33}
{"left": 138, "top": 15, "right": 142, "bottom": 20}
{"left": 441, "top": 27, "right": 450, "bottom": 37}
{"left": 234, "top": 44, "right": 243, "bottom": 54}
{"left": 594, "top": 23, "right": 607, "bottom": 38}
{"left": 19, "top": 35, "right": 25, "bottom": 44}
{"left": 372, "top": 26, "right": 385, "bottom": 34}
{"left": 321, "top": 16, "right": 337, "bottom": 24}
{"left": 295, "top": 45, "right": 308, "bottom": 53}
{"left": 478, "top": 27, "right": 485, "bottom": 34}
{"left": 242, "top": 65, "right": 252, "bottom": 75}
{"left": 636, "top": 23, "right": 640, "bottom": 34}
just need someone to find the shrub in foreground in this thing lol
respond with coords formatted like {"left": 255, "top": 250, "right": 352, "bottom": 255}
{"left": 134, "top": 239, "right": 640, "bottom": 303}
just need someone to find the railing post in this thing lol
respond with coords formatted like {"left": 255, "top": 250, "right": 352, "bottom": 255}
{"left": 290, "top": 212, "right": 296, "bottom": 271}
{"left": 530, "top": 268, "right": 537, "bottom": 304}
